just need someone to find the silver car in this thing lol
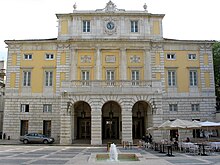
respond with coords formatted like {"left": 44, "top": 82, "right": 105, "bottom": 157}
{"left": 20, "top": 133, "right": 54, "bottom": 144}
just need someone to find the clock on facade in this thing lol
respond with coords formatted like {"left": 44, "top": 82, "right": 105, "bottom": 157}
{"left": 106, "top": 21, "right": 115, "bottom": 30}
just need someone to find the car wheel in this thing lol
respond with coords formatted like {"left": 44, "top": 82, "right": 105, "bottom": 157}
{"left": 23, "top": 139, "right": 28, "bottom": 144}
{"left": 43, "top": 140, "right": 48, "bottom": 144}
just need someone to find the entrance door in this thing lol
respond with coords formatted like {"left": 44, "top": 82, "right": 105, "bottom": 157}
{"left": 102, "top": 118, "right": 119, "bottom": 139}
{"left": 78, "top": 118, "right": 91, "bottom": 139}
{"left": 43, "top": 120, "right": 51, "bottom": 137}
{"left": 20, "top": 120, "right": 28, "bottom": 136}
{"left": 132, "top": 118, "right": 144, "bottom": 139}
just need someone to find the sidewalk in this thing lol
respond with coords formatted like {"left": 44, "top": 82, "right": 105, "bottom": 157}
{"left": 0, "top": 139, "right": 22, "bottom": 145}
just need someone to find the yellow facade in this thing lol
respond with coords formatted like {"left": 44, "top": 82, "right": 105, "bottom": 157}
{"left": 127, "top": 50, "right": 144, "bottom": 80}
{"left": 164, "top": 51, "right": 201, "bottom": 92}
{"left": 203, "top": 53, "right": 209, "bottom": 65}
{"left": 60, "top": 52, "right": 66, "bottom": 65}
{"left": 77, "top": 50, "right": 95, "bottom": 80}
{"left": 153, "top": 20, "right": 160, "bottom": 35}
{"left": 19, "top": 50, "right": 57, "bottom": 93}
{"left": 10, "top": 73, "right": 16, "bottom": 88}
{"left": 204, "top": 72, "right": 210, "bottom": 88}
{"left": 102, "top": 50, "right": 120, "bottom": 80}
{"left": 11, "top": 54, "right": 17, "bottom": 66}
{"left": 61, "top": 20, "right": 69, "bottom": 35}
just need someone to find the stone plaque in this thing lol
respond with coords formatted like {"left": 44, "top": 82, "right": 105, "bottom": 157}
{"left": 130, "top": 55, "right": 140, "bottom": 63}
{"left": 81, "top": 55, "right": 91, "bottom": 63}
{"left": 105, "top": 55, "right": 116, "bottom": 63}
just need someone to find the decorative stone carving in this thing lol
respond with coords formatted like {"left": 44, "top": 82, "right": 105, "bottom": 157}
{"left": 81, "top": 55, "right": 91, "bottom": 63}
{"left": 96, "top": 1, "right": 125, "bottom": 13}
{"left": 199, "top": 43, "right": 212, "bottom": 50}
{"left": 130, "top": 55, "right": 140, "bottom": 63}
{"left": 105, "top": 55, "right": 116, "bottom": 63}
{"left": 104, "top": 17, "right": 117, "bottom": 35}
{"left": 143, "top": 3, "right": 148, "bottom": 12}
{"left": 151, "top": 43, "right": 163, "bottom": 50}
{"left": 57, "top": 44, "right": 70, "bottom": 49}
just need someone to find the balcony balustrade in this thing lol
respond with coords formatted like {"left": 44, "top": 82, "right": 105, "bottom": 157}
{"left": 61, "top": 80, "right": 161, "bottom": 95}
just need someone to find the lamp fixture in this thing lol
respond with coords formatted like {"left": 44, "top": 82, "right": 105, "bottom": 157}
{"left": 109, "top": 102, "right": 114, "bottom": 119}
{"left": 81, "top": 102, "right": 86, "bottom": 118}
{"left": 137, "top": 102, "right": 141, "bottom": 118}
{"left": 151, "top": 99, "right": 157, "bottom": 114}
{"left": 67, "top": 101, "right": 73, "bottom": 113}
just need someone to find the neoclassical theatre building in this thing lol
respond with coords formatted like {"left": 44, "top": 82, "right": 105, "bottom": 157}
{"left": 3, "top": 1, "right": 216, "bottom": 145}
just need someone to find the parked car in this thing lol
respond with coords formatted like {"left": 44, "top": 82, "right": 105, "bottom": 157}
{"left": 20, "top": 133, "right": 54, "bottom": 144}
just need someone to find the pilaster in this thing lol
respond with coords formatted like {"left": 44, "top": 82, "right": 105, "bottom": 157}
{"left": 120, "top": 48, "right": 127, "bottom": 80}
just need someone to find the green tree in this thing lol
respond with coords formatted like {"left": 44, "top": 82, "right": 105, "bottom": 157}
{"left": 212, "top": 41, "right": 220, "bottom": 111}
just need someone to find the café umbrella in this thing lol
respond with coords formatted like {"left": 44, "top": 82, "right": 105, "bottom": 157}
{"left": 158, "top": 119, "right": 201, "bottom": 141}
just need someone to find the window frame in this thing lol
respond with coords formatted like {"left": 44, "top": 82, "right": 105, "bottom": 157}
{"left": 20, "top": 104, "right": 29, "bottom": 112}
{"left": 131, "top": 70, "right": 140, "bottom": 86}
{"left": 106, "top": 69, "right": 115, "bottom": 86}
{"left": 167, "top": 53, "right": 176, "bottom": 60}
{"left": 168, "top": 70, "right": 176, "bottom": 87}
{"left": 188, "top": 54, "right": 197, "bottom": 60}
{"left": 189, "top": 70, "right": 198, "bottom": 86}
{"left": 24, "top": 54, "right": 32, "bottom": 60}
{"left": 130, "top": 20, "right": 138, "bottom": 33}
{"left": 169, "top": 104, "right": 178, "bottom": 112}
{"left": 83, "top": 20, "right": 91, "bottom": 33}
{"left": 191, "top": 104, "right": 200, "bottom": 111}
{"left": 45, "top": 71, "right": 53, "bottom": 87}
{"left": 81, "top": 70, "right": 90, "bottom": 86}
{"left": 45, "top": 53, "right": 54, "bottom": 60}
{"left": 43, "top": 104, "right": 52, "bottom": 113}
{"left": 23, "top": 71, "right": 31, "bottom": 87}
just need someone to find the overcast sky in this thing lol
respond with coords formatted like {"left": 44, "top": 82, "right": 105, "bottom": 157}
{"left": 0, "top": 0, "right": 219, "bottom": 64}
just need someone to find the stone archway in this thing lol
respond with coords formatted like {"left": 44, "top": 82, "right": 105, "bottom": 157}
{"left": 71, "top": 101, "right": 91, "bottom": 143}
{"left": 132, "top": 101, "right": 151, "bottom": 140}
{"left": 101, "top": 101, "right": 121, "bottom": 142}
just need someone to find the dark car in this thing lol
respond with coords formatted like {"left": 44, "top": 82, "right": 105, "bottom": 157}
{"left": 20, "top": 133, "right": 54, "bottom": 144}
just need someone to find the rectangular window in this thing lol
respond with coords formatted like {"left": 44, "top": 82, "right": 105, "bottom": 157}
{"left": 192, "top": 104, "right": 199, "bottom": 111}
{"left": 81, "top": 70, "right": 90, "bottom": 86}
{"left": 45, "top": 71, "right": 53, "bottom": 86}
{"left": 167, "top": 54, "right": 176, "bottom": 60}
{"left": 168, "top": 70, "right": 176, "bottom": 86}
{"left": 21, "top": 104, "right": 29, "bottom": 112}
{"left": 131, "top": 70, "right": 140, "bottom": 86}
{"left": 190, "top": 70, "right": 198, "bottom": 86}
{"left": 106, "top": 70, "right": 115, "bottom": 86}
{"left": 45, "top": 53, "right": 54, "bottom": 60}
{"left": 23, "top": 71, "right": 31, "bottom": 86}
{"left": 83, "top": 20, "right": 90, "bottom": 32}
{"left": 43, "top": 104, "right": 52, "bottom": 113}
{"left": 169, "top": 104, "right": 178, "bottom": 111}
{"left": 131, "top": 21, "right": 138, "bottom": 32}
{"left": 24, "top": 54, "right": 32, "bottom": 60}
{"left": 188, "top": 54, "right": 197, "bottom": 60}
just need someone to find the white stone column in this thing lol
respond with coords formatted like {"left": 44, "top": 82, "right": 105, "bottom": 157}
{"left": 121, "top": 104, "right": 133, "bottom": 143}
{"left": 70, "top": 49, "right": 77, "bottom": 80}
{"left": 91, "top": 104, "right": 102, "bottom": 145}
{"left": 144, "top": 49, "right": 151, "bottom": 80}
{"left": 95, "top": 48, "right": 101, "bottom": 80}
{"left": 120, "top": 48, "right": 127, "bottom": 80}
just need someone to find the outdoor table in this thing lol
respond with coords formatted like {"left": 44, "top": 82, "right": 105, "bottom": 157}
{"left": 165, "top": 144, "right": 174, "bottom": 156}
{"left": 208, "top": 142, "right": 220, "bottom": 151}
{"left": 154, "top": 142, "right": 159, "bottom": 151}
{"left": 195, "top": 143, "right": 208, "bottom": 156}
{"left": 159, "top": 143, "right": 165, "bottom": 153}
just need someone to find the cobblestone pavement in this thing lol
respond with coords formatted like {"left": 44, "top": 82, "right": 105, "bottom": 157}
{"left": 0, "top": 143, "right": 220, "bottom": 165}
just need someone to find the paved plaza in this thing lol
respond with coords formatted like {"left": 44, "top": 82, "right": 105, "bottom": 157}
{"left": 0, "top": 140, "right": 220, "bottom": 165}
